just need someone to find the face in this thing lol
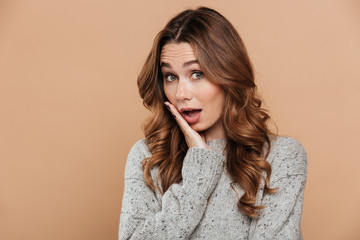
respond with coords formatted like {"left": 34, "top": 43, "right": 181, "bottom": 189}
{"left": 160, "top": 42, "right": 225, "bottom": 140}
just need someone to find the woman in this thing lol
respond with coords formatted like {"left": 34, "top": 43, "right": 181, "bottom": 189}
{"left": 119, "top": 6, "right": 307, "bottom": 240}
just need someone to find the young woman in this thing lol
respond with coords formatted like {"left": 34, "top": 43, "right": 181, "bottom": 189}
{"left": 119, "top": 7, "right": 307, "bottom": 240}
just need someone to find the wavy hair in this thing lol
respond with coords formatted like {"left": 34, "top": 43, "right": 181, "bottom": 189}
{"left": 137, "top": 6, "right": 277, "bottom": 218}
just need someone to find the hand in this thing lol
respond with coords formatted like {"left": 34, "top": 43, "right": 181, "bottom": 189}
{"left": 164, "top": 101, "right": 210, "bottom": 149}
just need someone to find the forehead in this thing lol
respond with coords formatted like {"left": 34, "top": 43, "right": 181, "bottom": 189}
{"left": 160, "top": 42, "right": 197, "bottom": 63}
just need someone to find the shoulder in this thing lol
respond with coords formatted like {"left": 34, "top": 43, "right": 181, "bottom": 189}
{"left": 124, "top": 138, "right": 151, "bottom": 179}
{"left": 128, "top": 138, "right": 151, "bottom": 158}
{"left": 269, "top": 136, "right": 307, "bottom": 159}
{"left": 267, "top": 136, "right": 308, "bottom": 181}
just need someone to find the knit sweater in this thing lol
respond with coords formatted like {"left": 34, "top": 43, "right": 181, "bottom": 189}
{"left": 118, "top": 136, "right": 308, "bottom": 240}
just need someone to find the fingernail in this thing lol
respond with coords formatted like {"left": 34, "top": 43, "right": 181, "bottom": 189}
{"left": 164, "top": 102, "right": 170, "bottom": 110}
{"left": 172, "top": 114, "right": 176, "bottom": 119}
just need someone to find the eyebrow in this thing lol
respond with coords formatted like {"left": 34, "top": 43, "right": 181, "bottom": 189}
{"left": 160, "top": 60, "right": 199, "bottom": 68}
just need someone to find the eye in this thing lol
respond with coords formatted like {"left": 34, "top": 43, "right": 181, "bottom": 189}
{"left": 164, "top": 74, "right": 177, "bottom": 82}
{"left": 191, "top": 71, "right": 204, "bottom": 80}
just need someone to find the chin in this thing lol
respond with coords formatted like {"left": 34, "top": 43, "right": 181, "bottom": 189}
{"left": 189, "top": 122, "right": 209, "bottom": 133}
{"left": 189, "top": 123, "right": 203, "bottom": 132}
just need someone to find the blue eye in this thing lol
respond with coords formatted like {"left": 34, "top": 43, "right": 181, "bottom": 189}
{"left": 164, "top": 74, "right": 177, "bottom": 82}
{"left": 192, "top": 71, "right": 204, "bottom": 80}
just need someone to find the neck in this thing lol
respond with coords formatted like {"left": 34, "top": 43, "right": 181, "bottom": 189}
{"left": 202, "top": 119, "right": 225, "bottom": 142}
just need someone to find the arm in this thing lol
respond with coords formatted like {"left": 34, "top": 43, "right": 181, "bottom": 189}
{"left": 119, "top": 139, "right": 224, "bottom": 240}
{"left": 248, "top": 137, "right": 308, "bottom": 240}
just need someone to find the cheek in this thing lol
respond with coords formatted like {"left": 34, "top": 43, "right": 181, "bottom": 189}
{"left": 200, "top": 85, "right": 224, "bottom": 107}
{"left": 163, "top": 82, "right": 169, "bottom": 99}
{"left": 212, "top": 93, "right": 225, "bottom": 113}
{"left": 206, "top": 92, "right": 225, "bottom": 118}
{"left": 163, "top": 84, "right": 175, "bottom": 102}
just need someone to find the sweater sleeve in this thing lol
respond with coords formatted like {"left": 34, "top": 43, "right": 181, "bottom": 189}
{"left": 118, "top": 139, "right": 224, "bottom": 240}
{"left": 248, "top": 137, "right": 308, "bottom": 240}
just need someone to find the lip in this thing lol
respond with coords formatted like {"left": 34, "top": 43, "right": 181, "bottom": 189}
{"left": 179, "top": 107, "right": 202, "bottom": 113}
{"left": 179, "top": 107, "right": 202, "bottom": 124}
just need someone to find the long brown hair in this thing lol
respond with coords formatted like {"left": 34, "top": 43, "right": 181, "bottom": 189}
{"left": 137, "top": 6, "right": 277, "bottom": 218}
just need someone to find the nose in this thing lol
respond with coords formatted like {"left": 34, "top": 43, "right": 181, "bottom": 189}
{"left": 175, "top": 78, "right": 193, "bottom": 101}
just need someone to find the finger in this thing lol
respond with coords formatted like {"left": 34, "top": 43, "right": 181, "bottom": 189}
{"left": 164, "top": 101, "right": 193, "bottom": 136}
{"left": 164, "top": 102, "right": 210, "bottom": 149}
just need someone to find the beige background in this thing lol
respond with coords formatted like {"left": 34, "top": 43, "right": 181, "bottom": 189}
{"left": 1, "top": 0, "right": 359, "bottom": 239}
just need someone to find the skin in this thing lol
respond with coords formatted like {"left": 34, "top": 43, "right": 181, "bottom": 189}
{"left": 161, "top": 42, "right": 225, "bottom": 149}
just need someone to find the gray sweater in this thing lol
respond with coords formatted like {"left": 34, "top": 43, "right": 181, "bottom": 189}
{"left": 119, "top": 136, "right": 308, "bottom": 239}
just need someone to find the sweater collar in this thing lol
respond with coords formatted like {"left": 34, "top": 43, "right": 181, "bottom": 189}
{"left": 206, "top": 139, "right": 227, "bottom": 154}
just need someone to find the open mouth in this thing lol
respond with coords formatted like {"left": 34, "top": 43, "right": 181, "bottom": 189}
{"left": 182, "top": 109, "right": 202, "bottom": 117}
{"left": 180, "top": 109, "right": 202, "bottom": 124}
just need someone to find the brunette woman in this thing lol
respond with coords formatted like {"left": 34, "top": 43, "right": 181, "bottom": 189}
{"left": 119, "top": 6, "right": 307, "bottom": 240}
